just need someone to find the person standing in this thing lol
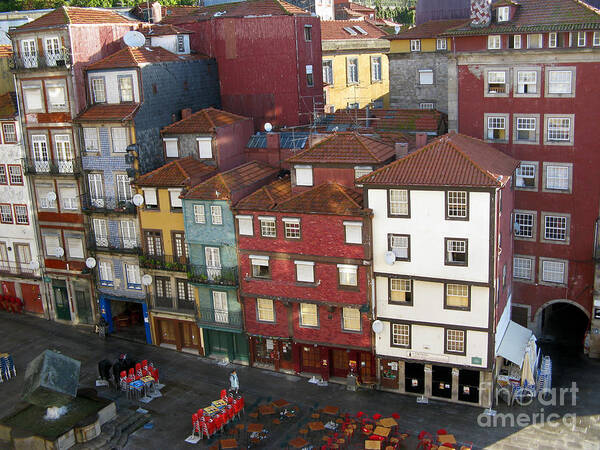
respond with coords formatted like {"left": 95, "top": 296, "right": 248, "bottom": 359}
{"left": 229, "top": 369, "right": 239, "bottom": 394}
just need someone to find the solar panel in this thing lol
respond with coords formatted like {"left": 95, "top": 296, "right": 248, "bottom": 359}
{"left": 353, "top": 25, "right": 368, "bottom": 35}
{"left": 246, "top": 134, "right": 266, "bottom": 148}
{"left": 280, "top": 133, "right": 309, "bottom": 149}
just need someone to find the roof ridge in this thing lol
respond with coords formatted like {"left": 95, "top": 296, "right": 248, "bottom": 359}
{"left": 263, "top": 185, "right": 276, "bottom": 208}
{"left": 136, "top": 158, "right": 181, "bottom": 184}
{"left": 572, "top": 0, "right": 600, "bottom": 16}
{"left": 203, "top": 109, "right": 216, "bottom": 130}
{"left": 288, "top": 133, "right": 337, "bottom": 161}
{"left": 62, "top": 6, "right": 72, "bottom": 24}
{"left": 334, "top": 183, "right": 362, "bottom": 209}
{"left": 445, "top": 134, "right": 502, "bottom": 185}
{"left": 357, "top": 134, "right": 390, "bottom": 160}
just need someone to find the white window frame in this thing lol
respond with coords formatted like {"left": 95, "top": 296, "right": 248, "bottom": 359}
{"left": 542, "top": 213, "right": 569, "bottom": 243}
{"left": 83, "top": 128, "right": 99, "bottom": 152}
{"left": 295, "top": 260, "right": 315, "bottom": 283}
{"left": 91, "top": 77, "right": 106, "bottom": 103}
{"left": 389, "top": 189, "right": 409, "bottom": 216}
{"left": 197, "top": 137, "right": 212, "bottom": 159}
{"left": 354, "top": 166, "right": 372, "bottom": 179}
{"left": 46, "top": 82, "right": 66, "bottom": 110}
{"left": 436, "top": 38, "right": 447, "bottom": 50}
{"left": 512, "top": 35, "right": 522, "bottom": 49}
{"left": 578, "top": 31, "right": 586, "bottom": 47}
{"left": 545, "top": 115, "right": 574, "bottom": 145}
{"left": 516, "top": 70, "right": 538, "bottom": 96}
{"left": 250, "top": 255, "right": 270, "bottom": 278}
{"left": 59, "top": 185, "right": 78, "bottom": 211}
{"left": 210, "top": 205, "right": 222, "bottom": 225}
{"left": 527, "top": 33, "right": 542, "bottom": 49}
{"left": 236, "top": 215, "right": 253, "bottom": 236}
{"left": 446, "top": 329, "right": 465, "bottom": 354}
{"left": 44, "top": 234, "right": 60, "bottom": 257}
{"left": 391, "top": 323, "right": 410, "bottom": 347}
{"left": 513, "top": 256, "right": 534, "bottom": 281}
{"left": 294, "top": 165, "right": 313, "bottom": 187}
{"left": 306, "top": 64, "right": 314, "bottom": 87}
{"left": 66, "top": 236, "right": 84, "bottom": 259}
{"left": 169, "top": 188, "right": 183, "bottom": 209}
{"left": 549, "top": 32, "right": 557, "bottom": 48}
{"left": 594, "top": 31, "right": 600, "bottom": 46}
{"left": 514, "top": 211, "right": 535, "bottom": 240}
{"left": 544, "top": 164, "right": 571, "bottom": 192}
{"left": 259, "top": 216, "right": 276, "bottom": 237}
{"left": 2, "top": 123, "right": 17, "bottom": 143}
{"left": 344, "top": 221, "right": 362, "bottom": 244}
{"left": 142, "top": 188, "right": 158, "bottom": 208}
{"left": 515, "top": 162, "right": 538, "bottom": 190}
{"left": 419, "top": 102, "right": 435, "bottom": 110}
{"left": 446, "top": 190, "right": 468, "bottom": 219}
{"left": 342, "top": 307, "right": 361, "bottom": 332}
{"left": 257, "top": 298, "right": 275, "bottom": 322}
{"left": 347, "top": 57, "right": 359, "bottom": 84}
{"left": 23, "top": 85, "right": 43, "bottom": 112}
{"left": 540, "top": 258, "right": 567, "bottom": 285}
{"left": 390, "top": 234, "right": 409, "bottom": 260}
{"left": 546, "top": 69, "right": 575, "bottom": 97}
{"left": 486, "top": 70, "right": 507, "bottom": 96}
{"left": 337, "top": 264, "right": 358, "bottom": 287}
{"left": 410, "top": 39, "right": 421, "bottom": 51}
{"left": 194, "top": 204, "right": 206, "bottom": 224}
{"left": 283, "top": 218, "right": 301, "bottom": 239}
{"left": 98, "top": 261, "right": 114, "bottom": 286}
{"left": 213, "top": 291, "right": 229, "bottom": 323}
{"left": 485, "top": 114, "right": 508, "bottom": 141}
{"left": 299, "top": 303, "right": 318, "bottom": 327}
{"left": 322, "top": 59, "right": 333, "bottom": 85}
{"left": 488, "top": 35, "right": 501, "bottom": 49}
{"left": 514, "top": 115, "right": 539, "bottom": 144}
{"left": 164, "top": 137, "right": 178, "bottom": 158}
{"left": 371, "top": 56, "right": 382, "bottom": 82}
{"left": 418, "top": 69, "right": 433, "bottom": 85}
{"left": 497, "top": 6, "right": 509, "bottom": 22}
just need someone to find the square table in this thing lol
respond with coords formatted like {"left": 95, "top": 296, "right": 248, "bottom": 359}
{"left": 377, "top": 417, "right": 398, "bottom": 428}
{"left": 323, "top": 405, "right": 340, "bottom": 415}
{"left": 247, "top": 423, "right": 263, "bottom": 433}
{"left": 259, "top": 404, "right": 275, "bottom": 416}
{"left": 438, "top": 434, "right": 457, "bottom": 445}
{"left": 272, "top": 399, "right": 289, "bottom": 408}
{"left": 289, "top": 437, "right": 309, "bottom": 449}
{"left": 373, "top": 426, "right": 390, "bottom": 438}
{"left": 220, "top": 438, "right": 238, "bottom": 449}
{"left": 308, "top": 421, "right": 325, "bottom": 431}
{"left": 365, "top": 440, "right": 381, "bottom": 449}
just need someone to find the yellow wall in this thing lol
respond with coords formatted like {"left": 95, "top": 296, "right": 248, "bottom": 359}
{"left": 0, "top": 58, "right": 14, "bottom": 95}
{"left": 389, "top": 37, "right": 452, "bottom": 54}
{"left": 138, "top": 188, "right": 185, "bottom": 256}
{"left": 323, "top": 52, "right": 390, "bottom": 111}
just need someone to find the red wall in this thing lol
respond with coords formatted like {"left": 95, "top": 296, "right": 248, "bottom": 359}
{"left": 21, "top": 283, "right": 43, "bottom": 314}
{"left": 495, "top": 183, "right": 514, "bottom": 327}
{"left": 215, "top": 118, "right": 255, "bottom": 171}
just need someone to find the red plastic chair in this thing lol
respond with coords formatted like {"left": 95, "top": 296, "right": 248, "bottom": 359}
{"left": 437, "top": 428, "right": 448, "bottom": 435}
{"left": 373, "top": 413, "right": 382, "bottom": 421}
{"left": 192, "top": 413, "right": 200, "bottom": 437}
{"left": 220, "top": 389, "right": 227, "bottom": 399}
{"left": 135, "top": 363, "right": 142, "bottom": 380}
{"left": 392, "top": 412, "right": 400, "bottom": 420}
{"left": 127, "top": 368, "right": 135, "bottom": 383}
{"left": 356, "top": 411, "right": 365, "bottom": 418}
{"left": 119, "top": 371, "right": 127, "bottom": 391}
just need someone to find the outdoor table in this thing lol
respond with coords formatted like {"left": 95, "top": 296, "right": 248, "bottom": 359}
{"left": 259, "top": 404, "right": 275, "bottom": 416}
{"left": 377, "top": 417, "right": 397, "bottom": 428}
{"left": 289, "top": 437, "right": 309, "bottom": 449}
{"left": 308, "top": 421, "right": 325, "bottom": 431}
{"left": 128, "top": 380, "right": 144, "bottom": 400}
{"left": 373, "top": 426, "right": 390, "bottom": 438}
{"left": 323, "top": 405, "right": 339, "bottom": 415}
{"left": 438, "top": 434, "right": 457, "bottom": 445}
{"left": 365, "top": 439, "right": 381, "bottom": 449}
{"left": 272, "top": 399, "right": 289, "bottom": 408}
{"left": 140, "top": 375, "right": 154, "bottom": 396}
{"left": 247, "top": 423, "right": 263, "bottom": 433}
{"left": 220, "top": 438, "right": 238, "bottom": 449}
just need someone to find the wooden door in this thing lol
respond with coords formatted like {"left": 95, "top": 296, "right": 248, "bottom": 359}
{"left": 279, "top": 341, "right": 294, "bottom": 371}
{"left": 181, "top": 321, "right": 201, "bottom": 351}
{"left": 380, "top": 359, "right": 399, "bottom": 390}
{"left": 53, "top": 282, "right": 71, "bottom": 321}
{"left": 158, "top": 319, "right": 177, "bottom": 345}
{"left": 301, "top": 345, "right": 320, "bottom": 374}
{"left": 331, "top": 349, "right": 349, "bottom": 378}
{"left": 144, "top": 231, "right": 163, "bottom": 256}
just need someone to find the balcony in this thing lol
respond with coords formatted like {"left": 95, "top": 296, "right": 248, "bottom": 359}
{"left": 24, "top": 157, "right": 81, "bottom": 176}
{"left": 149, "top": 295, "right": 196, "bottom": 315}
{"left": 87, "top": 234, "right": 141, "bottom": 255}
{"left": 0, "top": 261, "right": 40, "bottom": 278}
{"left": 81, "top": 194, "right": 136, "bottom": 215}
{"left": 196, "top": 307, "right": 243, "bottom": 330}
{"left": 139, "top": 254, "right": 188, "bottom": 272}
{"left": 10, "top": 51, "right": 71, "bottom": 71}
{"left": 188, "top": 264, "right": 238, "bottom": 286}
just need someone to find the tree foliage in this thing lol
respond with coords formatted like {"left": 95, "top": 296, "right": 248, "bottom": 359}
{"left": 1, "top": 0, "right": 194, "bottom": 12}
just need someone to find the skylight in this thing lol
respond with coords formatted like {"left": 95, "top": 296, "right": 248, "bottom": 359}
{"left": 343, "top": 27, "right": 358, "bottom": 36}
{"left": 353, "top": 25, "right": 368, "bottom": 35}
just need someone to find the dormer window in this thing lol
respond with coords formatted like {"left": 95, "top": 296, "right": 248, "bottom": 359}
{"left": 497, "top": 6, "right": 509, "bottom": 22}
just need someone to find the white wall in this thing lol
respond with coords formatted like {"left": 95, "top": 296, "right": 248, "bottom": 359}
{"left": 87, "top": 69, "right": 140, "bottom": 104}
{"left": 151, "top": 35, "right": 190, "bottom": 55}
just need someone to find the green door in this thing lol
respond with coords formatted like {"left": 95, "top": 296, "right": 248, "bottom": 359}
{"left": 53, "top": 281, "right": 71, "bottom": 321}
{"left": 205, "top": 330, "right": 233, "bottom": 359}
{"left": 75, "top": 289, "right": 93, "bottom": 324}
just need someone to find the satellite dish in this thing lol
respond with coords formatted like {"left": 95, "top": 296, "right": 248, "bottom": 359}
{"left": 384, "top": 251, "right": 396, "bottom": 266}
{"left": 29, "top": 260, "right": 40, "bottom": 270}
{"left": 54, "top": 247, "right": 64, "bottom": 258}
{"left": 141, "top": 274, "right": 153, "bottom": 286}
{"left": 46, "top": 191, "right": 57, "bottom": 202}
{"left": 372, "top": 320, "right": 384, "bottom": 334}
{"left": 264, "top": 122, "right": 273, "bottom": 132}
{"left": 86, "top": 257, "right": 97, "bottom": 269}
{"left": 124, "top": 31, "right": 145, "bottom": 48}
{"left": 132, "top": 194, "right": 144, "bottom": 207}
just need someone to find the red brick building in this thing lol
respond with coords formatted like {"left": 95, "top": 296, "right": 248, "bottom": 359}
{"left": 444, "top": 0, "right": 600, "bottom": 348}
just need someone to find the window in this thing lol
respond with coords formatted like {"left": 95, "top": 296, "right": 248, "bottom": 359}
{"left": 118, "top": 76, "right": 134, "bottom": 102}
{"left": 510, "top": 35, "right": 522, "bottom": 49}
{"left": 23, "top": 86, "right": 43, "bottom": 111}
{"left": 44, "top": 235, "right": 60, "bottom": 257}
{"left": 541, "top": 259, "right": 566, "bottom": 284}
{"left": 116, "top": 174, "right": 133, "bottom": 202}
{"left": 0, "top": 166, "right": 6, "bottom": 184}
{"left": 543, "top": 215, "right": 568, "bottom": 241}
{"left": 176, "top": 279, "right": 194, "bottom": 302}
{"left": 578, "top": 31, "right": 586, "bottom": 47}
{"left": 169, "top": 189, "right": 183, "bottom": 210}
{"left": 488, "top": 35, "right": 501, "bottom": 49}
{"left": 93, "top": 218, "right": 108, "bottom": 247}
{"left": 547, "top": 70, "right": 572, "bottom": 94}
{"left": 177, "top": 34, "right": 185, "bottom": 53}
{"left": 545, "top": 165, "right": 570, "bottom": 191}
{"left": 259, "top": 217, "right": 276, "bottom": 237}
{"left": 66, "top": 237, "right": 84, "bottom": 259}
{"left": 294, "top": 165, "right": 313, "bottom": 186}
{"left": 111, "top": 128, "right": 128, "bottom": 153}
{"left": 419, "top": 102, "right": 435, "bottom": 110}
{"left": 162, "top": 138, "right": 178, "bottom": 157}
{"left": 54, "top": 135, "right": 73, "bottom": 173}
{"left": 497, "top": 6, "right": 509, "bottom": 22}
{"left": 197, "top": 137, "right": 212, "bottom": 159}
{"left": 213, "top": 291, "right": 229, "bottom": 323}
{"left": 295, "top": 261, "right": 314, "bottom": 283}
{"left": 436, "top": 38, "right": 447, "bottom": 50}
{"left": 487, "top": 116, "right": 507, "bottom": 140}
{"left": 83, "top": 128, "right": 98, "bottom": 152}
{"left": 45, "top": 37, "right": 60, "bottom": 65}
{"left": 120, "top": 220, "right": 137, "bottom": 248}
{"left": 487, "top": 71, "right": 506, "bottom": 94}
{"left": 515, "top": 163, "right": 537, "bottom": 189}
{"left": 14, "top": 205, "right": 28, "bottom": 224}
{"left": 306, "top": 65, "right": 314, "bottom": 87}
{"left": 20, "top": 39, "right": 37, "bottom": 68}
{"left": 98, "top": 261, "right": 114, "bottom": 287}
{"left": 304, "top": 25, "right": 312, "bottom": 42}
{"left": 0, "top": 204, "right": 13, "bottom": 223}
{"left": 517, "top": 71, "right": 537, "bottom": 94}
{"left": 283, "top": 218, "right": 301, "bottom": 239}
{"left": 594, "top": 31, "right": 600, "bottom": 46}
{"left": 143, "top": 188, "right": 158, "bottom": 209}
{"left": 344, "top": 221, "right": 362, "bottom": 244}
{"left": 410, "top": 39, "right": 421, "bottom": 51}
{"left": 354, "top": 166, "right": 372, "bottom": 179}
{"left": 59, "top": 185, "right": 78, "bottom": 210}
{"left": 210, "top": 205, "right": 222, "bottom": 224}
{"left": 445, "top": 284, "right": 469, "bottom": 308}
{"left": 371, "top": 57, "right": 382, "bottom": 82}
{"left": 446, "top": 239, "right": 467, "bottom": 265}
{"left": 257, "top": 298, "right": 274, "bottom": 322}
{"left": 46, "top": 82, "right": 66, "bottom": 109}
{"left": 549, "top": 32, "right": 557, "bottom": 48}
{"left": 388, "top": 189, "right": 409, "bottom": 216}
{"left": 447, "top": 191, "right": 468, "bottom": 219}
{"left": 513, "top": 257, "right": 533, "bottom": 280}
{"left": 300, "top": 303, "right": 318, "bottom": 327}
{"left": 514, "top": 212, "right": 535, "bottom": 238}
{"left": 446, "top": 329, "right": 465, "bottom": 354}
{"left": 343, "top": 307, "right": 360, "bottom": 332}
{"left": 322, "top": 60, "right": 333, "bottom": 85}
{"left": 144, "top": 230, "right": 163, "bottom": 256}
{"left": 418, "top": 69, "right": 433, "bottom": 85}
{"left": 125, "top": 263, "right": 142, "bottom": 289}
{"left": 236, "top": 215, "right": 253, "bottom": 236}
{"left": 527, "top": 34, "right": 542, "bottom": 49}
{"left": 251, "top": 255, "right": 270, "bottom": 278}
{"left": 515, "top": 117, "right": 537, "bottom": 142}
{"left": 37, "top": 184, "right": 56, "bottom": 209}
{"left": 8, "top": 165, "right": 22, "bottom": 185}
{"left": 389, "top": 234, "right": 409, "bottom": 260}
{"left": 390, "top": 278, "right": 411, "bottom": 303}
{"left": 546, "top": 117, "right": 572, "bottom": 142}
{"left": 91, "top": 78, "right": 106, "bottom": 103}
{"left": 2, "top": 123, "right": 16, "bottom": 143}
{"left": 194, "top": 204, "right": 206, "bottom": 224}
{"left": 392, "top": 323, "right": 410, "bottom": 347}
{"left": 338, "top": 264, "right": 357, "bottom": 287}
{"left": 347, "top": 57, "right": 358, "bottom": 84}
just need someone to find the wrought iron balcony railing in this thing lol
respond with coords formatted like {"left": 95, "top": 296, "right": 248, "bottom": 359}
{"left": 187, "top": 264, "right": 238, "bottom": 286}
{"left": 196, "top": 307, "right": 243, "bottom": 329}
{"left": 10, "top": 51, "right": 71, "bottom": 71}
{"left": 23, "top": 157, "right": 81, "bottom": 176}
{"left": 139, "top": 253, "right": 189, "bottom": 272}
{"left": 87, "top": 233, "right": 141, "bottom": 254}
{"left": 80, "top": 194, "right": 136, "bottom": 214}
{"left": 149, "top": 295, "right": 196, "bottom": 314}
{"left": 0, "top": 261, "right": 40, "bottom": 278}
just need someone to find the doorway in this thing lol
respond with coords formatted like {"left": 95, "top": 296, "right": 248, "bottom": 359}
{"left": 458, "top": 369, "right": 480, "bottom": 403}
{"left": 431, "top": 365, "right": 452, "bottom": 399}
{"left": 300, "top": 345, "right": 320, "bottom": 374}
{"left": 52, "top": 280, "right": 71, "bottom": 321}
{"left": 405, "top": 362, "right": 424, "bottom": 394}
{"left": 540, "top": 301, "right": 589, "bottom": 347}
{"left": 380, "top": 359, "right": 399, "bottom": 390}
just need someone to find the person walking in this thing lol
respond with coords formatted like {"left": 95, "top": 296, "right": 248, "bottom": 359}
{"left": 229, "top": 369, "right": 239, "bottom": 395}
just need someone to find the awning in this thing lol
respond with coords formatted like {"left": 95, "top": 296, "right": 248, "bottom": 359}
{"left": 497, "top": 320, "right": 533, "bottom": 368}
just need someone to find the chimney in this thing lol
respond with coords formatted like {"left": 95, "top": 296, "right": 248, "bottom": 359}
{"left": 266, "top": 132, "right": 281, "bottom": 168}
{"left": 416, "top": 132, "right": 428, "bottom": 149}
{"left": 470, "top": 0, "right": 492, "bottom": 27}
{"left": 181, "top": 108, "right": 192, "bottom": 120}
{"left": 395, "top": 142, "right": 408, "bottom": 160}
{"left": 151, "top": 2, "right": 162, "bottom": 23}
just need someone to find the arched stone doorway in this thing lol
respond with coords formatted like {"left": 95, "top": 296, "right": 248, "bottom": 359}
{"left": 533, "top": 300, "right": 590, "bottom": 347}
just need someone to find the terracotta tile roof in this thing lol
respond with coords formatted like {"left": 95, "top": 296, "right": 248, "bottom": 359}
{"left": 286, "top": 132, "right": 395, "bottom": 165}
{"left": 235, "top": 176, "right": 292, "bottom": 210}
{"left": 319, "top": 109, "right": 445, "bottom": 133}
{"left": 138, "top": 23, "right": 193, "bottom": 36}
{"left": 444, "top": 0, "right": 600, "bottom": 35}
{"left": 136, "top": 156, "right": 216, "bottom": 187}
{"left": 0, "top": 45, "right": 13, "bottom": 58}
{"left": 321, "top": 20, "right": 387, "bottom": 39}
{"left": 14, "top": 6, "right": 134, "bottom": 31}
{"left": 359, "top": 131, "right": 519, "bottom": 188}
{"left": 183, "top": 161, "right": 279, "bottom": 200}
{"left": 347, "top": 2, "right": 376, "bottom": 14}
{"left": 0, "top": 92, "right": 17, "bottom": 119}
{"left": 162, "top": 108, "right": 250, "bottom": 135}
{"left": 386, "top": 19, "right": 469, "bottom": 40}
{"left": 74, "top": 103, "right": 139, "bottom": 122}
{"left": 87, "top": 46, "right": 202, "bottom": 70}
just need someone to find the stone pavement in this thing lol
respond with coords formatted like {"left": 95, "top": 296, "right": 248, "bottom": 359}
{"left": 0, "top": 311, "right": 599, "bottom": 449}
